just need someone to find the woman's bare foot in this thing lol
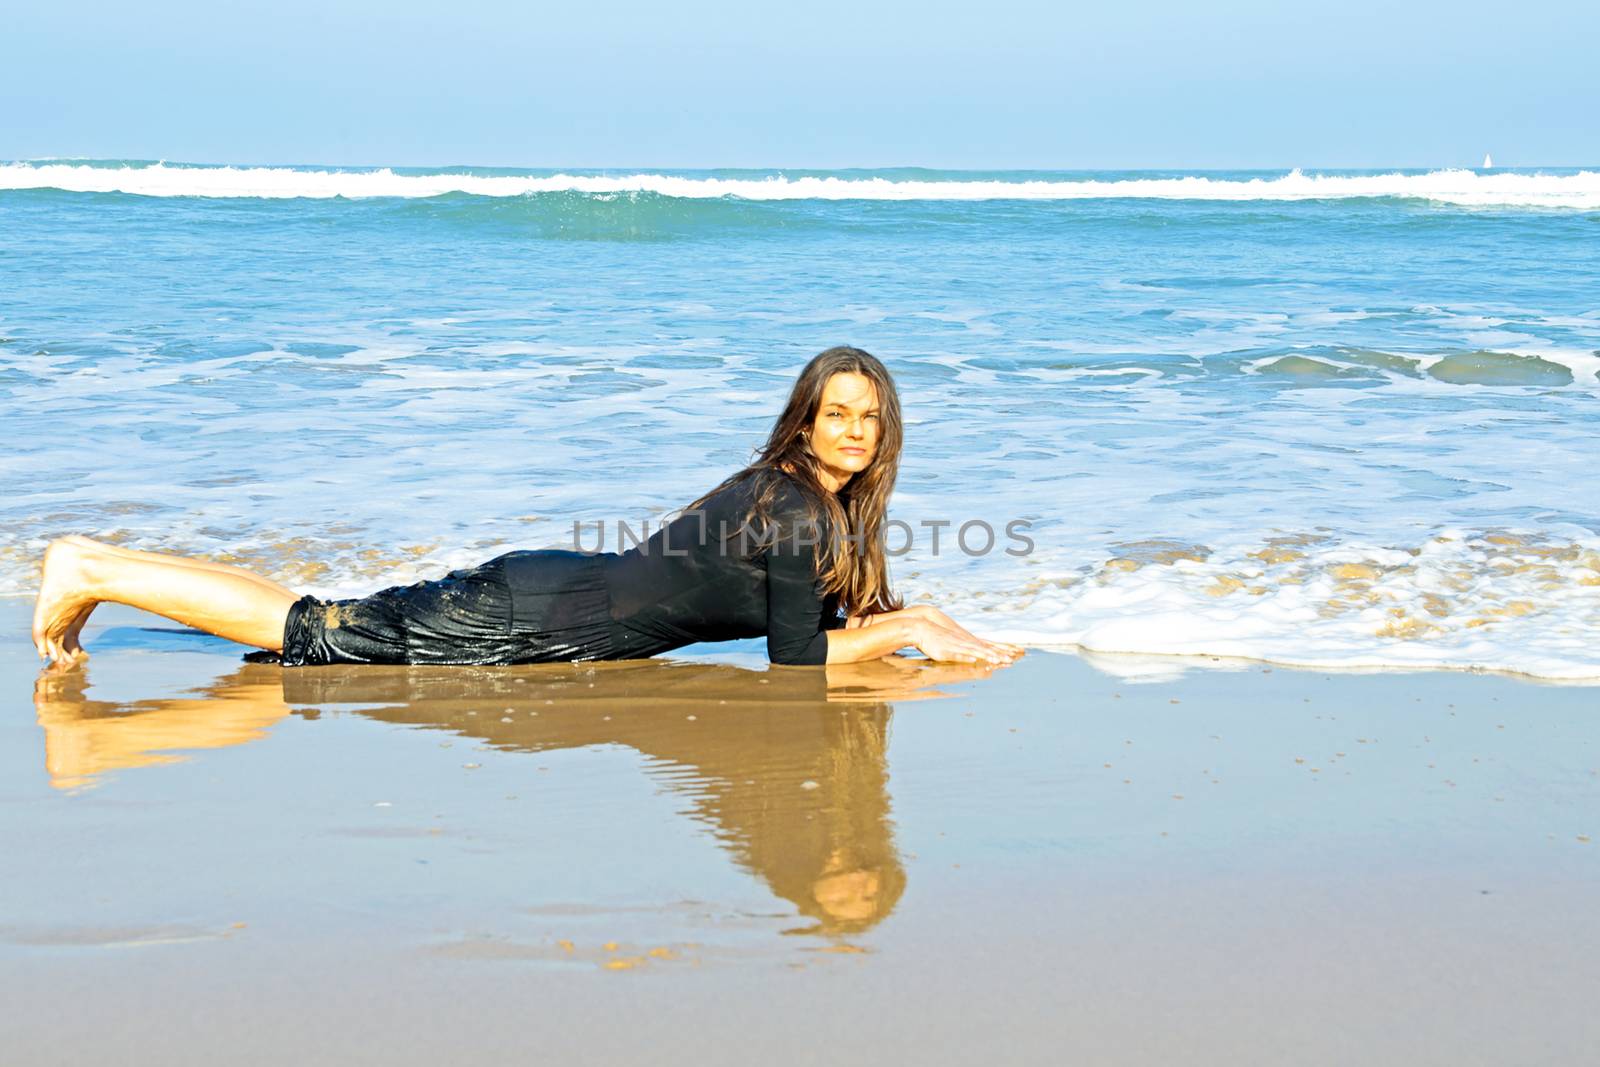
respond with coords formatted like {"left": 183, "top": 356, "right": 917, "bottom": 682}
{"left": 29, "top": 534, "right": 296, "bottom": 662}
{"left": 32, "top": 537, "right": 103, "bottom": 668}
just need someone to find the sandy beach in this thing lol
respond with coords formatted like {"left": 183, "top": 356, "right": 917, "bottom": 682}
{"left": 3, "top": 599, "right": 1595, "bottom": 1065}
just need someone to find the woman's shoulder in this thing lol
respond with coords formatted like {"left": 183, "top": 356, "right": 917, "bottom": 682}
{"left": 703, "top": 466, "right": 806, "bottom": 507}
{"left": 771, "top": 472, "right": 842, "bottom": 539}
{"left": 769, "top": 469, "right": 812, "bottom": 510}
{"left": 690, "top": 467, "right": 829, "bottom": 539}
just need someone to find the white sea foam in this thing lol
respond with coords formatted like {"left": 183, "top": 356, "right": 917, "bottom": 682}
{"left": 926, "top": 529, "right": 1600, "bottom": 682}
{"left": 5, "top": 162, "right": 1600, "bottom": 207}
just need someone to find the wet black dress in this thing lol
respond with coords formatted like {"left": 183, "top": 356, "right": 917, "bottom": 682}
{"left": 277, "top": 471, "right": 846, "bottom": 668}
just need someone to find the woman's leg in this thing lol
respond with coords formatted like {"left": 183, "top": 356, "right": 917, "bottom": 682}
{"left": 32, "top": 535, "right": 302, "bottom": 666}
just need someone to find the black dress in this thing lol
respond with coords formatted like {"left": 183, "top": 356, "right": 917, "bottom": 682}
{"left": 277, "top": 471, "right": 846, "bottom": 667}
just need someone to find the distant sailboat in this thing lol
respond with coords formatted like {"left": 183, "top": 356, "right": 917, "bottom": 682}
{"left": 1483, "top": 153, "right": 1494, "bottom": 168}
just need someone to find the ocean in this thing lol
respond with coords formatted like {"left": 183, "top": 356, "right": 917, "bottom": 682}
{"left": 3, "top": 161, "right": 1598, "bottom": 679}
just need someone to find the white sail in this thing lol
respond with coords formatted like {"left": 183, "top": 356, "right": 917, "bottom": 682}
{"left": 1483, "top": 153, "right": 1494, "bottom": 168}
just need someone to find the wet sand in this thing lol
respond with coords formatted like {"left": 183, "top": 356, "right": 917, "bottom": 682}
{"left": 2, "top": 601, "right": 1597, "bottom": 1065}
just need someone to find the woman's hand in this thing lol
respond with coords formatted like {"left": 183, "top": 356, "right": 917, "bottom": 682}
{"left": 901, "top": 604, "right": 1025, "bottom": 657}
{"left": 823, "top": 606, "right": 1024, "bottom": 667}
{"left": 853, "top": 604, "right": 1025, "bottom": 661}
{"left": 909, "top": 616, "right": 1023, "bottom": 666}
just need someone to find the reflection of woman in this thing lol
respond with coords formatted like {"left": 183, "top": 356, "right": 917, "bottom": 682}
{"left": 288, "top": 665, "right": 910, "bottom": 934}
{"left": 31, "top": 669, "right": 286, "bottom": 791}
{"left": 34, "top": 347, "right": 1022, "bottom": 670}
{"left": 34, "top": 658, "right": 998, "bottom": 933}
{"left": 723, "top": 703, "right": 906, "bottom": 935}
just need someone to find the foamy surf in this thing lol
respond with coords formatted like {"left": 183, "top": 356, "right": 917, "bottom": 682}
{"left": 946, "top": 529, "right": 1600, "bottom": 682}
{"left": 5, "top": 162, "right": 1600, "bottom": 208}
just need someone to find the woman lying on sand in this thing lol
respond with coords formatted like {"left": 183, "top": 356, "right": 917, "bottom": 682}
{"left": 33, "top": 346, "right": 1024, "bottom": 671}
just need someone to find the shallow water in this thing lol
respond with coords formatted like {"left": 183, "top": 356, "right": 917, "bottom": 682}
{"left": 2, "top": 604, "right": 1597, "bottom": 1063}
{"left": 3, "top": 162, "right": 1600, "bottom": 677}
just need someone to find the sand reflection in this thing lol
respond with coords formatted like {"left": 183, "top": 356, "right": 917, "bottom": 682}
{"left": 34, "top": 655, "right": 997, "bottom": 935}
{"left": 33, "top": 670, "right": 287, "bottom": 791}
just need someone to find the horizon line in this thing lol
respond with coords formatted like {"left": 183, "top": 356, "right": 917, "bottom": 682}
{"left": 8, "top": 156, "right": 1597, "bottom": 173}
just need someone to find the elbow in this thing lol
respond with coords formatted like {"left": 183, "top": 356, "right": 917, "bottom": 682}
{"left": 767, "top": 631, "right": 828, "bottom": 667}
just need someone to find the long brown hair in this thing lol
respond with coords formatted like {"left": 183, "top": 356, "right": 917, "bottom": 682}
{"left": 684, "top": 346, "right": 905, "bottom": 618}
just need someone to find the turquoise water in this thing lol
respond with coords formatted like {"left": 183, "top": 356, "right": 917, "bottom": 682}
{"left": 3, "top": 162, "right": 1599, "bottom": 677}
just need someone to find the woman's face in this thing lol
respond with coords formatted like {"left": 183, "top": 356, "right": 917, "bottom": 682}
{"left": 808, "top": 372, "right": 881, "bottom": 491}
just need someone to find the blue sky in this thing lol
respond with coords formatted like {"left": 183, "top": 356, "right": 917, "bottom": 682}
{"left": 6, "top": 0, "right": 1596, "bottom": 168}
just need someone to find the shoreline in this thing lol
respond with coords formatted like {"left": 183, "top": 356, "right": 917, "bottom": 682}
{"left": 12, "top": 591, "right": 1600, "bottom": 687}
{"left": 3, "top": 599, "right": 1597, "bottom": 1063}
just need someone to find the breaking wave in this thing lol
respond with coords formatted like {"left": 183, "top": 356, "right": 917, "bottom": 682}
{"left": 4, "top": 161, "right": 1600, "bottom": 208}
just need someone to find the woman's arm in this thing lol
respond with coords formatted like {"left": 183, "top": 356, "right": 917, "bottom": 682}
{"left": 824, "top": 612, "right": 1022, "bottom": 666}
{"left": 760, "top": 482, "right": 1022, "bottom": 667}
{"left": 824, "top": 615, "right": 920, "bottom": 661}
{"left": 846, "top": 604, "right": 959, "bottom": 630}
{"left": 845, "top": 604, "right": 1025, "bottom": 653}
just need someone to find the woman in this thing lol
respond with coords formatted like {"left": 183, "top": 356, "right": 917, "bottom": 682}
{"left": 32, "top": 347, "right": 1024, "bottom": 670}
